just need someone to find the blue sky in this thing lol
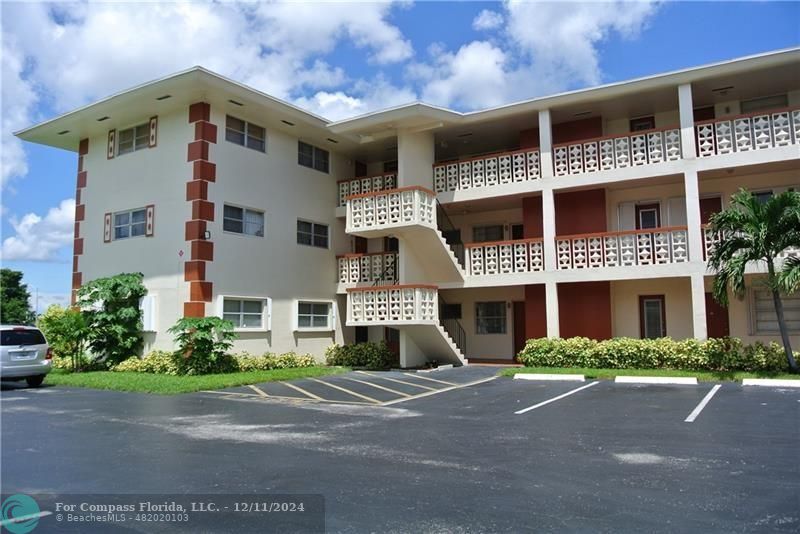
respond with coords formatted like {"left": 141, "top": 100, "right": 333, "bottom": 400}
{"left": 1, "top": 1, "right": 799, "bottom": 312}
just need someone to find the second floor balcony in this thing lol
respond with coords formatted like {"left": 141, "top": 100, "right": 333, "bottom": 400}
{"left": 347, "top": 285, "right": 438, "bottom": 324}
{"left": 466, "top": 238, "right": 544, "bottom": 276}
{"left": 695, "top": 108, "right": 800, "bottom": 158}
{"left": 432, "top": 148, "right": 541, "bottom": 194}
{"left": 337, "top": 252, "right": 398, "bottom": 284}
{"left": 556, "top": 227, "right": 689, "bottom": 270}
{"left": 346, "top": 186, "right": 435, "bottom": 235}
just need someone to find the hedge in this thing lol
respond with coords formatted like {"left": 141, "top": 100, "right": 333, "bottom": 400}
{"left": 325, "top": 342, "right": 393, "bottom": 370}
{"left": 517, "top": 337, "right": 790, "bottom": 373}
{"left": 113, "top": 350, "right": 317, "bottom": 375}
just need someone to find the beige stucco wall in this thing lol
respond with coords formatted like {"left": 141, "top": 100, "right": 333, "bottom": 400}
{"left": 449, "top": 207, "right": 524, "bottom": 243}
{"left": 611, "top": 277, "right": 694, "bottom": 339}
{"left": 604, "top": 109, "right": 680, "bottom": 136}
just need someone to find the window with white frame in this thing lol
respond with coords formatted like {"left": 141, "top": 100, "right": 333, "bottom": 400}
{"left": 751, "top": 289, "right": 800, "bottom": 334}
{"left": 298, "top": 141, "right": 329, "bottom": 173}
{"left": 473, "top": 225, "right": 504, "bottom": 243}
{"left": 117, "top": 123, "right": 150, "bottom": 155}
{"left": 225, "top": 115, "right": 266, "bottom": 152}
{"left": 222, "top": 298, "right": 266, "bottom": 329}
{"left": 223, "top": 205, "right": 264, "bottom": 236}
{"left": 297, "top": 220, "right": 329, "bottom": 248}
{"left": 297, "top": 301, "right": 332, "bottom": 329}
{"left": 114, "top": 208, "right": 147, "bottom": 240}
{"left": 476, "top": 302, "right": 506, "bottom": 334}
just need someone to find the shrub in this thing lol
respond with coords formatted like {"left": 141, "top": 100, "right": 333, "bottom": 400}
{"left": 37, "top": 305, "right": 90, "bottom": 371}
{"left": 517, "top": 336, "right": 792, "bottom": 373}
{"left": 113, "top": 351, "right": 182, "bottom": 375}
{"left": 325, "top": 342, "right": 392, "bottom": 369}
{"left": 168, "top": 317, "right": 237, "bottom": 375}
{"left": 234, "top": 352, "right": 317, "bottom": 372}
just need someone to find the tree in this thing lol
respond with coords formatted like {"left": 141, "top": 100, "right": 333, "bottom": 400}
{"left": 168, "top": 317, "right": 237, "bottom": 374}
{"left": 76, "top": 273, "right": 147, "bottom": 365}
{"left": 709, "top": 189, "right": 800, "bottom": 373}
{"left": 0, "top": 269, "right": 35, "bottom": 325}
{"left": 37, "top": 305, "right": 89, "bottom": 371}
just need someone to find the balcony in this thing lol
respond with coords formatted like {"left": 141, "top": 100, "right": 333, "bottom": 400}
{"left": 346, "top": 186, "right": 435, "bottom": 235}
{"left": 466, "top": 238, "right": 544, "bottom": 276}
{"left": 432, "top": 149, "right": 541, "bottom": 194}
{"left": 553, "top": 127, "right": 682, "bottom": 177}
{"left": 346, "top": 285, "right": 438, "bottom": 324}
{"left": 338, "top": 173, "right": 397, "bottom": 207}
{"left": 702, "top": 225, "right": 799, "bottom": 263}
{"left": 556, "top": 227, "right": 689, "bottom": 270}
{"left": 695, "top": 108, "right": 800, "bottom": 158}
{"left": 337, "top": 252, "right": 398, "bottom": 284}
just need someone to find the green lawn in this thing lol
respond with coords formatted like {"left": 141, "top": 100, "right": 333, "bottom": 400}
{"left": 500, "top": 367, "right": 800, "bottom": 382}
{"left": 44, "top": 366, "right": 350, "bottom": 395}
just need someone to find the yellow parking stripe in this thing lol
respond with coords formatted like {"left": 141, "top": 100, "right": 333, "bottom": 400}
{"left": 310, "top": 378, "right": 381, "bottom": 404}
{"left": 283, "top": 381, "right": 325, "bottom": 401}
{"left": 402, "top": 373, "right": 457, "bottom": 386}
{"left": 343, "top": 377, "right": 411, "bottom": 397}
{"left": 247, "top": 385, "right": 269, "bottom": 397}
{"left": 356, "top": 371, "right": 436, "bottom": 391}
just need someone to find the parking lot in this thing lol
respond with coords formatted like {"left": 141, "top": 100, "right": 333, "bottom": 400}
{"left": 2, "top": 369, "right": 798, "bottom": 532}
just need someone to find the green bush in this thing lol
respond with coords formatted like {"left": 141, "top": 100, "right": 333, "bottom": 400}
{"left": 517, "top": 336, "right": 791, "bottom": 373}
{"left": 52, "top": 354, "right": 105, "bottom": 372}
{"left": 325, "top": 342, "right": 392, "bottom": 369}
{"left": 168, "top": 317, "right": 238, "bottom": 375}
{"left": 113, "top": 350, "right": 318, "bottom": 375}
{"left": 113, "top": 351, "right": 182, "bottom": 375}
{"left": 37, "top": 305, "right": 90, "bottom": 371}
{"left": 234, "top": 352, "right": 317, "bottom": 372}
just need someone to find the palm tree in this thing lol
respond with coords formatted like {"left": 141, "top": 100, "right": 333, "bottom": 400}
{"left": 708, "top": 189, "right": 800, "bottom": 373}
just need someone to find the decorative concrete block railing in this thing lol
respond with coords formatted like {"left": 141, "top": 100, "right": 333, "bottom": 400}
{"left": 337, "top": 252, "right": 398, "bottom": 284}
{"left": 346, "top": 186, "right": 436, "bottom": 233}
{"left": 702, "top": 225, "right": 799, "bottom": 262}
{"left": 347, "top": 285, "right": 438, "bottom": 323}
{"left": 338, "top": 173, "right": 397, "bottom": 207}
{"left": 553, "top": 127, "right": 681, "bottom": 177}
{"left": 556, "top": 227, "right": 689, "bottom": 269}
{"left": 466, "top": 238, "right": 544, "bottom": 275}
{"left": 696, "top": 108, "right": 800, "bottom": 158}
{"left": 433, "top": 149, "right": 541, "bottom": 193}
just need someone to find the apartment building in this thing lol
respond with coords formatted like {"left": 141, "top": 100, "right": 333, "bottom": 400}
{"left": 16, "top": 48, "right": 800, "bottom": 367}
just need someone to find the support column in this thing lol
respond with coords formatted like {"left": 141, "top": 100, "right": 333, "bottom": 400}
{"left": 678, "top": 83, "right": 697, "bottom": 160}
{"left": 538, "top": 109, "right": 554, "bottom": 179}
{"left": 545, "top": 280, "right": 560, "bottom": 338}
{"left": 690, "top": 273, "right": 708, "bottom": 340}
{"left": 542, "top": 187, "right": 557, "bottom": 271}
{"left": 683, "top": 169, "right": 704, "bottom": 264}
{"left": 397, "top": 129, "right": 435, "bottom": 189}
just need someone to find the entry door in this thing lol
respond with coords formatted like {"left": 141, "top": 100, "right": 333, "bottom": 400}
{"left": 354, "top": 236, "right": 368, "bottom": 253}
{"left": 705, "top": 293, "right": 730, "bottom": 338}
{"left": 699, "top": 197, "right": 722, "bottom": 225}
{"left": 384, "top": 327, "right": 400, "bottom": 363}
{"left": 512, "top": 302, "right": 526, "bottom": 361}
{"left": 635, "top": 203, "right": 661, "bottom": 229}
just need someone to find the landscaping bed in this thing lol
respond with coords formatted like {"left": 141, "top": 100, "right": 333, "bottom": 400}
{"left": 501, "top": 366, "right": 800, "bottom": 382}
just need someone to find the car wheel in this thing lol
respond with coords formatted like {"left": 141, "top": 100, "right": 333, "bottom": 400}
{"left": 25, "top": 375, "right": 45, "bottom": 388}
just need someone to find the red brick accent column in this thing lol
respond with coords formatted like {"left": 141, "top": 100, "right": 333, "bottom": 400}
{"left": 71, "top": 138, "right": 89, "bottom": 304}
{"left": 184, "top": 102, "right": 217, "bottom": 317}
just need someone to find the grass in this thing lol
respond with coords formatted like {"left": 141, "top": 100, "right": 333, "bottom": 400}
{"left": 44, "top": 366, "right": 350, "bottom": 395}
{"left": 500, "top": 367, "right": 800, "bottom": 382}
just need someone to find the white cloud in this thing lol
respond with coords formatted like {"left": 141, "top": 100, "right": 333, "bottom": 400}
{"left": 472, "top": 9, "right": 504, "bottom": 31}
{"left": 30, "top": 292, "right": 71, "bottom": 315}
{"left": 1, "top": 198, "right": 75, "bottom": 261}
{"left": 1, "top": 34, "right": 38, "bottom": 188}
{"left": 295, "top": 75, "right": 418, "bottom": 121}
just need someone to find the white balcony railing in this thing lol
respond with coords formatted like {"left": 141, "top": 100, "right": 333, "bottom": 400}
{"left": 702, "top": 225, "right": 799, "bottom": 262}
{"left": 553, "top": 127, "right": 681, "bottom": 177}
{"left": 337, "top": 252, "right": 398, "bottom": 284}
{"left": 696, "top": 108, "right": 800, "bottom": 158}
{"left": 347, "top": 285, "right": 438, "bottom": 324}
{"left": 556, "top": 227, "right": 689, "bottom": 269}
{"left": 346, "top": 186, "right": 435, "bottom": 233}
{"left": 338, "top": 173, "right": 397, "bottom": 207}
{"left": 433, "top": 149, "right": 541, "bottom": 193}
{"left": 466, "top": 239, "right": 544, "bottom": 276}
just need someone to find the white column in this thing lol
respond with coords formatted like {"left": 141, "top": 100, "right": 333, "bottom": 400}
{"left": 690, "top": 273, "right": 708, "bottom": 340}
{"left": 678, "top": 83, "right": 697, "bottom": 160}
{"left": 542, "top": 187, "right": 557, "bottom": 271}
{"left": 683, "top": 169, "right": 703, "bottom": 264}
{"left": 545, "top": 280, "right": 560, "bottom": 338}
{"left": 397, "top": 129, "right": 435, "bottom": 189}
{"left": 538, "top": 109, "right": 554, "bottom": 179}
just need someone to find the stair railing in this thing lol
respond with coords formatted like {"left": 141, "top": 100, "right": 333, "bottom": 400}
{"left": 438, "top": 294, "right": 467, "bottom": 357}
{"left": 435, "top": 199, "right": 466, "bottom": 268}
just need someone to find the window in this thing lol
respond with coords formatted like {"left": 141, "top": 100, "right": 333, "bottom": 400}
{"left": 630, "top": 116, "right": 655, "bottom": 132}
{"left": 751, "top": 289, "right": 800, "bottom": 334}
{"left": 753, "top": 190, "right": 774, "bottom": 204}
{"left": 223, "top": 205, "right": 264, "bottom": 237}
{"left": 636, "top": 203, "right": 661, "bottom": 230}
{"left": 297, "top": 220, "right": 329, "bottom": 248}
{"left": 222, "top": 298, "right": 265, "bottom": 329}
{"left": 298, "top": 301, "right": 332, "bottom": 329}
{"left": 0, "top": 329, "right": 46, "bottom": 346}
{"left": 476, "top": 302, "right": 506, "bottom": 334}
{"left": 473, "top": 225, "right": 504, "bottom": 243}
{"left": 740, "top": 94, "right": 788, "bottom": 114}
{"left": 639, "top": 295, "right": 666, "bottom": 339}
{"left": 225, "top": 115, "right": 266, "bottom": 152}
{"left": 114, "top": 208, "right": 147, "bottom": 240}
{"left": 441, "top": 304, "right": 462, "bottom": 320}
{"left": 298, "top": 141, "right": 330, "bottom": 173}
{"left": 355, "top": 326, "right": 369, "bottom": 344}
{"left": 117, "top": 123, "right": 149, "bottom": 155}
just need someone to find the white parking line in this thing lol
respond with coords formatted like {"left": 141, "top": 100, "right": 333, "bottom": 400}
{"left": 514, "top": 381, "right": 600, "bottom": 414}
{"left": 247, "top": 385, "right": 269, "bottom": 397}
{"left": 282, "top": 381, "right": 325, "bottom": 401}
{"left": 383, "top": 376, "right": 497, "bottom": 406}
{"left": 343, "top": 377, "right": 411, "bottom": 397}
{"left": 684, "top": 384, "right": 722, "bottom": 423}
{"left": 403, "top": 373, "right": 457, "bottom": 386}
{"left": 356, "top": 371, "right": 437, "bottom": 391}
{"left": 310, "top": 378, "right": 381, "bottom": 404}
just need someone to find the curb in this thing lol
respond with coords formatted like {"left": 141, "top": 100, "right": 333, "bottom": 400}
{"left": 742, "top": 378, "right": 800, "bottom": 387}
{"left": 416, "top": 364, "right": 454, "bottom": 373}
{"left": 615, "top": 376, "right": 698, "bottom": 385}
{"left": 514, "top": 373, "right": 585, "bottom": 382}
